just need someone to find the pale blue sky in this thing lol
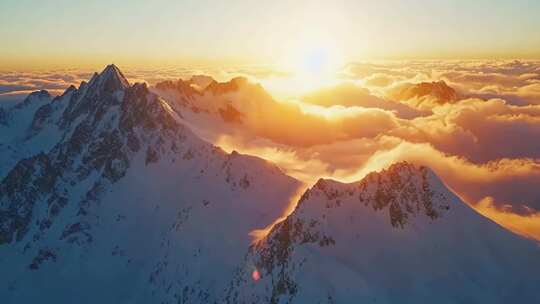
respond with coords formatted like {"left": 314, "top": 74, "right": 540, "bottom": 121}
{"left": 1, "top": 0, "right": 539, "bottom": 68}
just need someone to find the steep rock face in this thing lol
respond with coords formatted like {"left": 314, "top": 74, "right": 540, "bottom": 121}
{"left": 0, "top": 65, "right": 301, "bottom": 304}
{"left": 228, "top": 163, "right": 540, "bottom": 304}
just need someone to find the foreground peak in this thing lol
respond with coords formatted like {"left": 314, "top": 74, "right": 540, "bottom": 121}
{"left": 314, "top": 161, "right": 428, "bottom": 191}
{"left": 306, "top": 161, "right": 449, "bottom": 228}
{"left": 378, "top": 161, "right": 427, "bottom": 178}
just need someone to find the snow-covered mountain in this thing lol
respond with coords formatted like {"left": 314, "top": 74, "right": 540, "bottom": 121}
{"left": 152, "top": 76, "right": 363, "bottom": 147}
{"left": 0, "top": 65, "right": 301, "bottom": 303}
{"left": 0, "top": 89, "right": 54, "bottom": 179}
{"left": 230, "top": 162, "right": 540, "bottom": 303}
{"left": 153, "top": 75, "right": 272, "bottom": 127}
{"left": 1, "top": 66, "right": 539, "bottom": 303}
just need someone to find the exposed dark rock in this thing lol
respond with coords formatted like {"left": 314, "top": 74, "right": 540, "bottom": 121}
{"left": 28, "top": 248, "right": 57, "bottom": 270}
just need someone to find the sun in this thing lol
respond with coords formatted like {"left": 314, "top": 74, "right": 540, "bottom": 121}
{"left": 298, "top": 48, "right": 332, "bottom": 76}
{"left": 267, "top": 42, "right": 344, "bottom": 97}
{"left": 289, "top": 43, "right": 343, "bottom": 83}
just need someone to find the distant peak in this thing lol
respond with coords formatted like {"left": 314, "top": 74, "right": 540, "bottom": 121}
{"left": 203, "top": 76, "right": 262, "bottom": 96}
{"left": 204, "top": 77, "right": 249, "bottom": 95}
{"left": 60, "top": 85, "right": 77, "bottom": 97}
{"left": 406, "top": 80, "right": 458, "bottom": 103}
{"left": 230, "top": 76, "right": 248, "bottom": 85}
{"left": 188, "top": 75, "right": 215, "bottom": 90}
{"left": 28, "top": 90, "right": 51, "bottom": 98}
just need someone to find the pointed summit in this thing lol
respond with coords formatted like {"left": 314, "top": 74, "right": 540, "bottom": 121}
{"left": 58, "top": 65, "right": 133, "bottom": 126}
{"left": 89, "top": 64, "right": 130, "bottom": 93}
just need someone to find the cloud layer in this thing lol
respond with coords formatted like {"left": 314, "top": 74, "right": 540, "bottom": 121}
{"left": 156, "top": 60, "right": 540, "bottom": 240}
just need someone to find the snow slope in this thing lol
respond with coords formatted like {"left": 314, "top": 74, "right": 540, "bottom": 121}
{"left": 0, "top": 90, "right": 58, "bottom": 179}
{"left": 230, "top": 163, "right": 540, "bottom": 303}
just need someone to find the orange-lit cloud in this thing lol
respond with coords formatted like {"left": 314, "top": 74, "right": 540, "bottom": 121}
{"left": 150, "top": 60, "right": 540, "bottom": 240}
{"left": 475, "top": 197, "right": 540, "bottom": 241}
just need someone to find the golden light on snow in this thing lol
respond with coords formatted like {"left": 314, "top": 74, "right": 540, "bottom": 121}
{"left": 250, "top": 184, "right": 310, "bottom": 243}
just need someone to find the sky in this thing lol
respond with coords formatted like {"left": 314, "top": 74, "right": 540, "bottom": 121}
{"left": 1, "top": 0, "right": 540, "bottom": 69}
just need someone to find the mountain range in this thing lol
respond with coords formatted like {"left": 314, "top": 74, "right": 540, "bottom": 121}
{"left": 1, "top": 65, "right": 539, "bottom": 303}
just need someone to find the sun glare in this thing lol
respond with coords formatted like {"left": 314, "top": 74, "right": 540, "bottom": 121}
{"left": 265, "top": 39, "right": 344, "bottom": 98}
{"left": 289, "top": 44, "right": 343, "bottom": 89}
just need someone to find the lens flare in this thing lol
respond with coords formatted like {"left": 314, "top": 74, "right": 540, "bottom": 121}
{"left": 251, "top": 269, "right": 261, "bottom": 282}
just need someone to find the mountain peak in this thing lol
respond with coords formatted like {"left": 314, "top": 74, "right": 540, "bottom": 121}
{"left": 376, "top": 161, "right": 428, "bottom": 180}
{"left": 89, "top": 64, "right": 130, "bottom": 93}
{"left": 313, "top": 161, "right": 427, "bottom": 192}
{"left": 102, "top": 63, "right": 121, "bottom": 74}
{"left": 408, "top": 80, "right": 458, "bottom": 103}
{"left": 17, "top": 90, "right": 51, "bottom": 108}
{"left": 204, "top": 77, "right": 249, "bottom": 95}
{"left": 188, "top": 74, "right": 215, "bottom": 90}
{"left": 305, "top": 161, "right": 449, "bottom": 229}
{"left": 241, "top": 160, "right": 540, "bottom": 303}
{"left": 27, "top": 90, "right": 51, "bottom": 99}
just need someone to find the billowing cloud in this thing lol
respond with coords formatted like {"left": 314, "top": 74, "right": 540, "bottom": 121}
{"left": 475, "top": 197, "right": 540, "bottom": 241}
{"left": 346, "top": 140, "right": 540, "bottom": 211}
{"left": 300, "top": 82, "right": 429, "bottom": 119}
{"left": 150, "top": 60, "right": 540, "bottom": 240}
